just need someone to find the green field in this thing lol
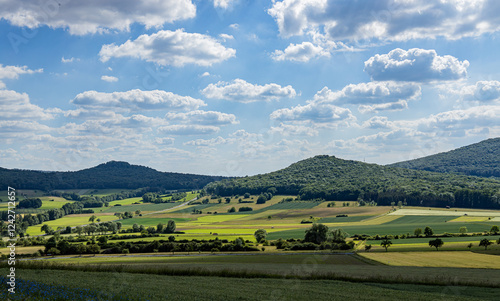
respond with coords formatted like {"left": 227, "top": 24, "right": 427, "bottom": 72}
{"left": 26, "top": 214, "right": 117, "bottom": 235}
{"left": 118, "top": 217, "right": 192, "bottom": 228}
{"left": 101, "top": 202, "right": 180, "bottom": 213}
{"left": 3, "top": 267, "right": 499, "bottom": 301}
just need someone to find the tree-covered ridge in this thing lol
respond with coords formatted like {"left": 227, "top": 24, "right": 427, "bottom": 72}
{"left": 0, "top": 161, "right": 224, "bottom": 190}
{"left": 205, "top": 155, "right": 500, "bottom": 209}
{"left": 389, "top": 137, "right": 500, "bottom": 178}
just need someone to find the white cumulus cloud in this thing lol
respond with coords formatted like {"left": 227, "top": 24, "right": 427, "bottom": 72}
{"left": 99, "top": 29, "right": 236, "bottom": 67}
{"left": 71, "top": 89, "right": 206, "bottom": 111}
{"left": 158, "top": 125, "right": 220, "bottom": 136}
{"left": 0, "top": 64, "right": 42, "bottom": 88}
{"left": 101, "top": 75, "right": 118, "bottom": 82}
{"left": 268, "top": 0, "right": 500, "bottom": 43}
{"left": 165, "top": 110, "right": 238, "bottom": 125}
{"left": 0, "top": 0, "right": 196, "bottom": 35}
{"left": 202, "top": 79, "right": 296, "bottom": 103}
{"left": 364, "top": 48, "right": 469, "bottom": 82}
{"left": 272, "top": 42, "right": 329, "bottom": 62}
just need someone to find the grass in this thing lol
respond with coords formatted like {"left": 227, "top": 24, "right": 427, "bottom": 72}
{"left": 107, "top": 197, "right": 143, "bottom": 206}
{"left": 26, "top": 214, "right": 117, "bottom": 235}
{"left": 192, "top": 214, "right": 250, "bottom": 223}
{"left": 361, "top": 251, "right": 500, "bottom": 269}
{"left": 3, "top": 267, "right": 498, "bottom": 301}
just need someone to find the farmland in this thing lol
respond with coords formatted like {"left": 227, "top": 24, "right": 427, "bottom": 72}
{"left": 2, "top": 189, "right": 500, "bottom": 300}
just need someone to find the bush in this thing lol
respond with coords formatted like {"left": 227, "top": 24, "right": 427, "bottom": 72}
{"left": 238, "top": 207, "right": 253, "bottom": 212}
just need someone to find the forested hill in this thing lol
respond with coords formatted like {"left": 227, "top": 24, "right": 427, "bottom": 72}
{"left": 205, "top": 155, "right": 500, "bottom": 209}
{"left": 0, "top": 161, "right": 224, "bottom": 190}
{"left": 388, "top": 137, "right": 500, "bottom": 178}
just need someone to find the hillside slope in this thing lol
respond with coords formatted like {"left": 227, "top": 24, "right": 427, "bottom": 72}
{"left": 205, "top": 155, "right": 500, "bottom": 209}
{"left": 389, "top": 138, "right": 500, "bottom": 178}
{"left": 0, "top": 161, "right": 224, "bottom": 190}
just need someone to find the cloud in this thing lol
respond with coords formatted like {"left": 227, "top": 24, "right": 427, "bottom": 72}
{"left": 158, "top": 125, "right": 220, "bottom": 136}
{"left": 270, "top": 102, "right": 355, "bottom": 125}
{"left": 61, "top": 57, "right": 79, "bottom": 63}
{"left": 202, "top": 78, "right": 297, "bottom": 103}
{"left": 272, "top": 42, "right": 329, "bottom": 62}
{"left": 314, "top": 82, "right": 421, "bottom": 112}
{"left": 364, "top": 48, "right": 469, "bottom": 82}
{"left": 268, "top": 0, "right": 500, "bottom": 43}
{"left": 101, "top": 75, "right": 118, "bottom": 82}
{"left": 219, "top": 33, "right": 234, "bottom": 41}
{"left": 404, "top": 105, "right": 500, "bottom": 135}
{"left": 71, "top": 89, "right": 206, "bottom": 111}
{"left": 165, "top": 110, "right": 238, "bottom": 125}
{"left": 270, "top": 123, "right": 319, "bottom": 136}
{"left": 155, "top": 137, "right": 175, "bottom": 146}
{"left": 185, "top": 136, "right": 228, "bottom": 146}
{"left": 99, "top": 29, "right": 236, "bottom": 67}
{"left": 0, "top": 0, "right": 196, "bottom": 35}
{"left": 201, "top": 72, "right": 211, "bottom": 77}
{"left": 0, "top": 64, "right": 42, "bottom": 88}
{"left": 460, "top": 81, "right": 500, "bottom": 102}
{"left": 362, "top": 116, "right": 395, "bottom": 129}
{"left": 214, "top": 0, "right": 237, "bottom": 9}
{"left": 0, "top": 90, "right": 54, "bottom": 120}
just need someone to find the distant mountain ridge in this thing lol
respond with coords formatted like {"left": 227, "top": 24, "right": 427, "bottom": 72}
{"left": 205, "top": 155, "right": 500, "bottom": 209}
{"left": 0, "top": 161, "right": 225, "bottom": 190}
{"left": 389, "top": 137, "right": 500, "bottom": 178}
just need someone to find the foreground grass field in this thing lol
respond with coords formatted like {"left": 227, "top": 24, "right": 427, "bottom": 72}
{"left": 3, "top": 268, "right": 499, "bottom": 301}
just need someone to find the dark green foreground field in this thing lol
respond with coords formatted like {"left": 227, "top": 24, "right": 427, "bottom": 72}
{"left": 2, "top": 253, "right": 500, "bottom": 300}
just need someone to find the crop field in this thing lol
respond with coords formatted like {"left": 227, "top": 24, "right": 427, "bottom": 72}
{"left": 3, "top": 268, "right": 499, "bottom": 301}
{"left": 107, "top": 197, "right": 143, "bottom": 206}
{"left": 102, "top": 202, "right": 180, "bottom": 213}
{"left": 361, "top": 251, "right": 500, "bottom": 269}
{"left": 118, "top": 217, "right": 192, "bottom": 228}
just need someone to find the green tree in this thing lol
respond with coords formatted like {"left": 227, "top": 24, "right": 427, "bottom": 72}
{"left": 41, "top": 224, "right": 53, "bottom": 235}
{"left": 304, "top": 223, "right": 329, "bottom": 244}
{"left": 254, "top": 229, "right": 267, "bottom": 243}
{"left": 364, "top": 244, "right": 372, "bottom": 252}
{"left": 414, "top": 228, "right": 422, "bottom": 237}
{"left": 330, "top": 228, "right": 348, "bottom": 243}
{"left": 135, "top": 210, "right": 141, "bottom": 216}
{"left": 75, "top": 226, "right": 83, "bottom": 236}
{"left": 228, "top": 207, "right": 236, "bottom": 213}
{"left": 88, "top": 243, "right": 101, "bottom": 256}
{"left": 467, "top": 243, "right": 473, "bottom": 250}
{"left": 156, "top": 223, "right": 164, "bottom": 233}
{"left": 490, "top": 225, "right": 499, "bottom": 234}
{"left": 479, "top": 238, "right": 493, "bottom": 250}
{"left": 424, "top": 226, "right": 434, "bottom": 237}
{"left": 88, "top": 215, "right": 97, "bottom": 223}
{"left": 165, "top": 220, "right": 176, "bottom": 233}
{"left": 380, "top": 237, "right": 392, "bottom": 252}
{"left": 256, "top": 195, "right": 267, "bottom": 204}
{"left": 428, "top": 238, "right": 444, "bottom": 250}
{"left": 459, "top": 226, "right": 468, "bottom": 235}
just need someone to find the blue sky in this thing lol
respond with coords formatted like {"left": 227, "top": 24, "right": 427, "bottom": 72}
{"left": 1, "top": 0, "right": 499, "bottom": 176}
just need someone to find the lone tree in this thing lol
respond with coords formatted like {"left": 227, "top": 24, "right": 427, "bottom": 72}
{"left": 254, "top": 229, "right": 267, "bottom": 243}
{"left": 479, "top": 238, "right": 493, "bottom": 250}
{"left": 429, "top": 238, "right": 444, "bottom": 251}
{"left": 88, "top": 215, "right": 97, "bottom": 223}
{"left": 490, "top": 225, "right": 499, "bottom": 234}
{"left": 414, "top": 228, "right": 423, "bottom": 237}
{"left": 424, "top": 226, "right": 434, "bottom": 237}
{"left": 165, "top": 220, "right": 176, "bottom": 233}
{"left": 380, "top": 237, "right": 392, "bottom": 252}
{"left": 364, "top": 244, "right": 372, "bottom": 252}
{"left": 304, "top": 223, "right": 329, "bottom": 244}
{"left": 330, "top": 228, "right": 348, "bottom": 243}
{"left": 459, "top": 226, "right": 468, "bottom": 235}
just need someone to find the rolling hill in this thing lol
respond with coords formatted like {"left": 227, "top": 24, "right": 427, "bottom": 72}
{"left": 205, "top": 155, "right": 500, "bottom": 209}
{"left": 0, "top": 161, "right": 224, "bottom": 190}
{"left": 389, "top": 137, "right": 500, "bottom": 178}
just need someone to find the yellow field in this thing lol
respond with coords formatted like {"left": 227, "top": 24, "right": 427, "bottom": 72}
{"left": 448, "top": 216, "right": 491, "bottom": 222}
{"left": 361, "top": 251, "right": 500, "bottom": 269}
{"left": 0, "top": 246, "right": 43, "bottom": 255}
